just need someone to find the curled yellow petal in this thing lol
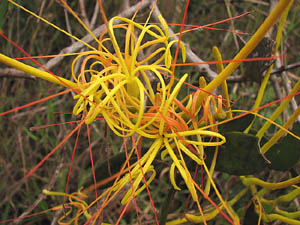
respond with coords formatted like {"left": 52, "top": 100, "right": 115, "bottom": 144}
{"left": 170, "top": 162, "right": 181, "bottom": 191}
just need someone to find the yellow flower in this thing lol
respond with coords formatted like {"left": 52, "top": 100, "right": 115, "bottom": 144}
{"left": 42, "top": 189, "right": 92, "bottom": 224}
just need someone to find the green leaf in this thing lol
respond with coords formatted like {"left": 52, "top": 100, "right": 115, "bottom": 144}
{"left": 243, "top": 203, "right": 259, "bottom": 225}
{"left": 207, "top": 132, "right": 268, "bottom": 175}
{"left": 265, "top": 122, "right": 300, "bottom": 171}
{"left": 23, "top": 126, "right": 38, "bottom": 141}
{"left": 241, "top": 37, "right": 275, "bottom": 83}
{"left": 218, "top": 114, "right": 254, "bottom": 133}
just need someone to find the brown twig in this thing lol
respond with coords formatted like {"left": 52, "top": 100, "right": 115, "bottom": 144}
{"left": 1, "top": 0, "right": 152, "bottom": 78}
{"left": 37, "top": 0, "right": 47, "bottom": 24}
{"left": 12, "top": 160, "right": 65, "bottom": 225}
{"left": 270, "top": 62, "right": 300, "bottom": 75}
{"left": 225, "top": 0, "right": 240, "bottom": 50}
{"left": 0, "top": 68, "right": 36, "bottom": 79}
{"left": 50, "top": 209, "right": 64, "bottom": 225}
{"left": 270, "top": 75, "right": 283, "bottom": 100}
{"left": 63, "top": 0, "right": 75, "bottom": 44}
{"left": 151, "top": 3, "right": 218, "bottom": 81}
{"left": 90, "top": 2, "right": 100, "bottom": 30}
{"left": 79, "top": 0, "right": 91, "bottom": 29}
{"left": 10, "top": 98, "right": 65, "bottom": 120}
{"left": 223, "top": 62, "right": 300, "bottom": 83}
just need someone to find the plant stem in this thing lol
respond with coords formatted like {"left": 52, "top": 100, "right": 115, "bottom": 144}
{"left": 159, "top": 186, "right": 176, "bottom": 225}
{"left": 0, "top": 53, "right": 76, "bottom": 88}
{"left": 195, "top": 0, "right": 293, "bottom": 111}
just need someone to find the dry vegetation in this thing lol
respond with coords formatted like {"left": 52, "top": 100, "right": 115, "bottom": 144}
{"left": 0, "top": 0, "right": 300, "bottom": 224}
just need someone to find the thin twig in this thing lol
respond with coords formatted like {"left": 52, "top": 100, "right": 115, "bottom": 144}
{"left": 64, "top": 0, "right": 75, "bottom": 44}
{"left": 90, "top": 2, "right": 100, "bottom": 30}
{"left": 224, "top": 62, "right": 300, "bottom": 82}
{"left": 15, "top": 127, "right": 28, "bottom": 191}
{"left": 1, "top": 0, "right": 152, "bottom": 78}
{"left": 270, "top": 62, "right": 300, "bottom": 75}
{"left": 79, "top": 0, "right": 91, "bottom": 29}
{"left": 225, "top": 0, "right": 240, "bottom": 50}
{"left": 37, "top": 0, "right": 47, "bottom": 24}
{"left": 151, "top": 3, "right": 218, "bottom": 81}
{"left": 270, "top": 76, "right": 283, "bottom": 100}
{"left": 50, "top": 209, "right": 64, "bottom": 225}
{"left": 10, "top": 98, "right": 65, "bottom": 120}
{"left": 281, "top": 64, "right": 299, "bottom": 121}
{"left": 12, "top": 160, "right": 65, "bottom": 225}
{"left": 0, "top": 68, "right": 36, "bottom": 79}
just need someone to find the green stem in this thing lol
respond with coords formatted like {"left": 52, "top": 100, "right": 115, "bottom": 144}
{"left": 256, "top": 79, "right": 300, "bottom": 140}
{"left": 195, "top": 0, "right": 292, "bottom": 110}
{"left": 159, "top": 185, "right": 176, "bottom": 225}
{"left": 0, "top": 53, "right": 77, "bottom": 88}
{"left": 240, "top": 175, "right": 300, "bottom": 190}
{"left": 260, "top": 104, "right": 300, "bottom": 154}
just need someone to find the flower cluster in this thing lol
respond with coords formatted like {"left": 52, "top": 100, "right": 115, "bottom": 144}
{"left": 70, "top": 14, "right": 227, "bottom": 205}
